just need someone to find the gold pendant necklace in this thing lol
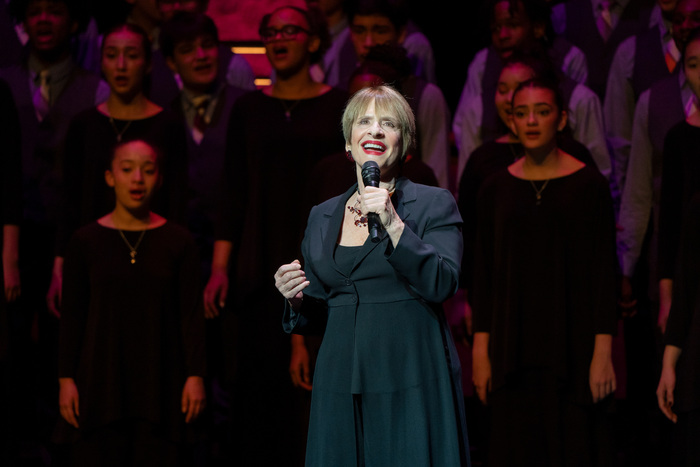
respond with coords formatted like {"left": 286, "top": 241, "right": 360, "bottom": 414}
{"left": 118, "top": 229, "right": 146, "bottom": 264}
{"left": 529, "top": 179, "right": 550, "bottom": 205}
{"left": 109, "top": 116, "right": 133, "bottom": 142}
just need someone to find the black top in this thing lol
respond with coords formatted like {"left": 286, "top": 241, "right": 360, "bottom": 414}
{"left": 472, "top": 165, "right": 617, "bottom": 404}
{"left": 658, "top": 121, "right": 700, "bottom": 280}
{"left": 217, "top": 88, "right": 349, "bottom": 298}
{"left": 665, "top": 192, "right": 700, "bottom": 412}
{"left": 58, "top": 222, "right": 204, "bottom": 440}
{"left": 458, "top": 138, "right": 594, "bottom": 290}
{"left": 59, "top": 107, "right": 188, "bottom": 256}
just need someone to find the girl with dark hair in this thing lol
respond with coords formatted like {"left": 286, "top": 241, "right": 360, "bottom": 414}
{"left": 57, "top": 139, "right": 205, "bottom": 466}
{"left": 472, "top": 79, "right": 618, "bottom": 466}
{"left": 48, "top": 23, "right": 188, "bottom": 316}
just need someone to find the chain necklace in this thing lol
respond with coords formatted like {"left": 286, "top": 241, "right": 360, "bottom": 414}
{"left": 529, "top": 179, "right": 550, "bottom": 205}
{"left": 278, "top": 99, "right": 301, "bottom": 122}
{"left": 109, "top": 116, "right": 133, "bottom": 142}
{"left": 118, "top": 229, "right": 146, "bottom": 264}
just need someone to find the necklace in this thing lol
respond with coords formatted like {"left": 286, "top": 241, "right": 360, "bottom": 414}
{"left": 347, "top": 192, "right": 368, "bottom": 227}
{"left": 346, "top": 187, "right": 397, "bottom": 227}
{"left": 118, "top": 229, "right": 147, "bottom": 264}
{"left": 109, "top": 116, "right": 133, "bottom": 142}
{"left": 529, "top": 179, "right": 550, "bottom": 205}
{"left": 279, "top": 99, "right": 302, "bottom": 122}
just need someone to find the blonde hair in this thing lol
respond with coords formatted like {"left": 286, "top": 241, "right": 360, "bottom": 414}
{"left": 342, "top": 85, "right": 415, "bottom": 157}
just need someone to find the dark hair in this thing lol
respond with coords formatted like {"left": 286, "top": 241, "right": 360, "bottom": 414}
{"left": 349, "top": 43, "right": 411, "bottom": 88}
{"left": 107, "top": 139, "right": 162, "bottom": 170}
{"left": 101, "top": 23, "right": 153, "bottom": 67}
{"left": 258, "top": 5, "right": 330, "bottom": 64}
{"left": 9, "top": 0, "right": 90, "bottom": 33}
{"left": 502, "top": 49, "right": 559, "bottom": 84}
{"left": 348, "top": 0, "right": 409, "bottom": 31}
{"left": 682, "top": 26, "right": 700, "bottom": 62}
{"left": 160, "top": 11, "right": 219, "bottom": 59}
{"left": 488, "top": 0, "right": 555, "bottom": 47}
{"left": 511, "top": 77, "right": 565, "bottom": 114}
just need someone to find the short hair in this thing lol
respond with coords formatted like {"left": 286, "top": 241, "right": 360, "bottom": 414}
{"left": 160, "top": 11, "right": 220, "bottom": 59}
{"left": 342, "top": 85, "right": 415, "bottom": 157}
{"left": 101, "top": 23, "right": 153, "bottom": 68}
{"left": 9, "top": 0, "right": 89, "bottom": 33}
{"left": 511, "top": 78, "right": 565, "bottom": 116}
{"left": 348, "top": 0, "right": 409, "bottom": 31}
{"left": 258, "top": 5, "right": 330, "bottom": 64}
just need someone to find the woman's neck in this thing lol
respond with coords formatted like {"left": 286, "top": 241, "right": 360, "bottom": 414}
{"left": 102, "top": 93, "right": 155, "bottom": 120}
{"left": 268, "top": 70, "right": 325, "bottom": 100}
{"left": 519, "top": 144, "right": 563, "bottom": 179}
{"left": 109, "top": 205, "right": 153, "bottom": 230}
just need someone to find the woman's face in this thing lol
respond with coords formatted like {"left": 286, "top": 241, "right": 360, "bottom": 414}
{"left": 101, "top": 29, "right": 148, "bottom": 99}
{"left": 262, "top": 8, "right": 319, "bottom": 77}
{"left": 510, "top": 86, "right": 566, "bottom": 152}
{"left": 106, "top": 141, "right": 160, "bottom": 212}
{"left": 348, "top": 98, "right": 403, "bottom": 177}
{"left": 684, "top": 38, "right": 700, "bottom": 100}
{"left": 495, "top": 62, "right": 536, "bottom": 130}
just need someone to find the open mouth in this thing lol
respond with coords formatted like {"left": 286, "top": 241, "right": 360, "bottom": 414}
{"left": 525, "top": 131, "right": 541, "bottom": 139}
{"left": 194, "top": 63, "right": 213, "bottom": 73}
{"left": 272, "top": 45, "right": 289, "bottom": 58}
{"left": 114, "top": 76, "right": 129, "bottom": 86}
{"left": 362, "top": 141, "right": 387, "bottom": 154}
{"left": 129, "top": 189, "right": 146, "bottom": 200}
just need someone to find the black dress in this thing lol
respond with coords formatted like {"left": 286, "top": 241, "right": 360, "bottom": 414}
{"left": 58, "top": 222, "right": 205, "bottom": 445}
{"left": 664, "top": 193, "right": 700, "bottom": 466}
{"left": 472, "top": 165, "right": 618, "bottom": 466}
{"left": 458, "top": 138, "right": 595, "bottom": 290}
{"left": 216, "top": 88, "right": 349, "bottom": 465}
{"left": 658, "top": 121, "right": 700, "bottom": 280}
{"left": 59, "top": 107, "right": 188, "bottom": 255}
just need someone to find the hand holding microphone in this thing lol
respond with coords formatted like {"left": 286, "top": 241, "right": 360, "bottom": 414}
{"left": 361, "top": 161, "right": 382, "bottom": 243}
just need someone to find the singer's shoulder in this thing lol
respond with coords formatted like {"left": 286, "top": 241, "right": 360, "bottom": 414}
{"left": 396, "top": 178, "right": 454, "bottom": 203}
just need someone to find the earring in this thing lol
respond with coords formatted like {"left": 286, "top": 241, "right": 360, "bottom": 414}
{"left": 345, "top": 149, "right": 353, "bottom": 162}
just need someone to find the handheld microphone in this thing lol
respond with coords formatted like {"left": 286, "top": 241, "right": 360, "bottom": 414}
{"left": 361, "top": 161, "right": 382, "bottom": 243}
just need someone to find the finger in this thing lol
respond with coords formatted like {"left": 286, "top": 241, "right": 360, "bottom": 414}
{"left": 182, "top": 391, "right": 189, "bottom": 414}
{"left": 218, "top": 281, "right": 228, "bottom": 308}
{"left": 298, "top": 380, "right": 313, "bottom": 391}
{"left": 290, "top": 371, "right": 300, "bottom": 387}
{"left": 285, "top": 280, "right": 310, "bottom": 300}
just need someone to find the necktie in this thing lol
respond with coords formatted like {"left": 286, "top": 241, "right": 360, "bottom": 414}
{"left": 33, "top": 69, "right": 50, "bottom": 121}
{"left": 191, "top": 96, "right": 210, "bottom": 144}
{"left": 597, "top": 0, "right": 614, "bottom": 42}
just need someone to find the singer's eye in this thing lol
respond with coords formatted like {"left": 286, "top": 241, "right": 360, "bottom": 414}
{"left": 358, "top": 118, "right": 371, "bottom": 125}
{"left": 382, "top": 120, "right": 396, "bottom": 129}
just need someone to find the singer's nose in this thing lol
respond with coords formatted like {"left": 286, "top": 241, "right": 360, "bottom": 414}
{"left": 369, "top": 121, "right": 384, "bottom": 137}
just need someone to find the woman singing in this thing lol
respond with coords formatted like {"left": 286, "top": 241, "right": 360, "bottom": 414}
{"left": 274, "top": 85, "right": 470, "bottom": 466}
{"left": 471, "top": 79, "right": 618, "bottom": 466}
{"left": 57, "top": 140, "right": 205, "bottom": 465}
